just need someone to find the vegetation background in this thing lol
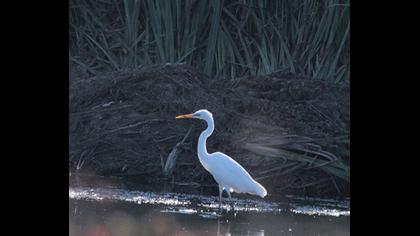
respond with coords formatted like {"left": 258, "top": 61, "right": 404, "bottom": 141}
{"left": 70, "top": 0, "right": 349, "bottom": 82}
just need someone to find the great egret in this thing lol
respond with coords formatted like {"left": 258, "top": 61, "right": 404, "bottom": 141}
{"left": 176, "top": 109, "right": 267, "bottom": 210}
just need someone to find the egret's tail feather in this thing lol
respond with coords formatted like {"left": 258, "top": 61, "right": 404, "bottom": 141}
{"left": 253, "top": 181, "right": 267, "bottom": 198}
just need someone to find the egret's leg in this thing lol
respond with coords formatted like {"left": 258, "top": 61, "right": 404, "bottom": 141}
{"left": 227, "top": 190, "right": 235, "bottom": 211}
{"left": 218, "top": 185, "right": 223, "bottom": 210}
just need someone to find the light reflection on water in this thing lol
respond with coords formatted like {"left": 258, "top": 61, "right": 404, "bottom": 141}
{"left": 69, "top": 187, "right": 349, "bottom": 236}
{"left": 69, "top": 187, "right": 349, "bottom": 216}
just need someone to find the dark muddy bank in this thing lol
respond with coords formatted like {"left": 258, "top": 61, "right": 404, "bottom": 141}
{"left": 69, "top": 64, "right": 349, "bottom": 198}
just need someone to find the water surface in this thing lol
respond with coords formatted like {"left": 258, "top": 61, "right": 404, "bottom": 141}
{"left": 69, "top": 187, "right": 349, "bottom": 236}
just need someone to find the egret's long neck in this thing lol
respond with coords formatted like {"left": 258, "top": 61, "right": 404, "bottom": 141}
{"left": 197, "top": 117, "right": 214, "bottom": 161}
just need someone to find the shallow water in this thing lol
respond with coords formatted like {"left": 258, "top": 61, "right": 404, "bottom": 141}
{"left": 69, "top": 187, "right": 349, "bottom": 236}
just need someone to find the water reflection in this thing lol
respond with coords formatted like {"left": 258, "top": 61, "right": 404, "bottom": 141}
{"left": 216, "top": 219, "right": 264, "bottom": 236}
{"left": 69, "top": 187, "right": 350, "bottom": 236}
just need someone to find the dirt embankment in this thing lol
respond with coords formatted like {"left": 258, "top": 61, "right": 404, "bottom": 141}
{"left": 69, "top": 64, "right": 349, "bottom": 198}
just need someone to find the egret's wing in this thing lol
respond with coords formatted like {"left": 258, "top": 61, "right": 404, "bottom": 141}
{"left": 209, "top": 152, "right": 256, "bottom": 192}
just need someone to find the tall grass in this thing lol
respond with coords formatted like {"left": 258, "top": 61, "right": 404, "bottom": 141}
{"left": 69, "top": 0, "right": 349, "bottom": 82}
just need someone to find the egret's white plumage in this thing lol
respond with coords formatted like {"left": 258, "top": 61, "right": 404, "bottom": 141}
{"left": 176, "top": 109, "right": 267, "bottom": 208}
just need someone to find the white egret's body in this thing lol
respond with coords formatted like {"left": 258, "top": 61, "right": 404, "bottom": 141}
{"left": 176, "top": 109, "right": 267, "bottom": 208}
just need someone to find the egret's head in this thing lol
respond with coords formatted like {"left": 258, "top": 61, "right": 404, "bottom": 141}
{"left": 176, "top": 109, "right": 213, "bottom": 121}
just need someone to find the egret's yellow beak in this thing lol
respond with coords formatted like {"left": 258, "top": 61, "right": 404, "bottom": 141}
{"left": 176, "top": 113, "right": 194, "bottom": 119}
